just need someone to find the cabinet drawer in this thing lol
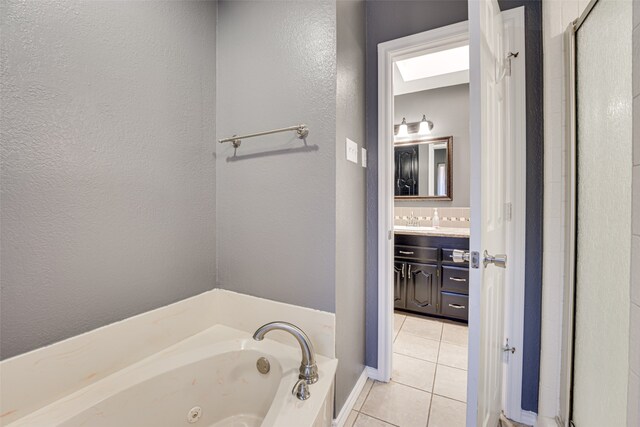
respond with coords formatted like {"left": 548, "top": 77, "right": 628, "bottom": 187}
{"left": 441, "top": 266, "right": 469, "bottom": 295}
{"left": 394, "top": 245, "right": 438, "bottom": 262}
{"left": 441, "top": 292, "right": 469, "bottom": 321}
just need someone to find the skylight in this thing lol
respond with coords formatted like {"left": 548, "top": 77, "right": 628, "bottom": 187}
{"left": 395, "top": 45, "right": 470, "bottom": 82}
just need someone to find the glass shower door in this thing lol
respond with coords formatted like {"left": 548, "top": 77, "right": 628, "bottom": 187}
{"left": 572, "top": 0, "right": 632, "bottom": 425}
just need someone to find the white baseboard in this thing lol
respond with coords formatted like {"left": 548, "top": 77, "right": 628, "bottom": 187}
{"left": 332, "top": 368, "right": 369, "bottom": 427}
{"left": 519, "top": 410, "right": 537, "bottom": 426}
{"left": 365, "top": 365, "right": 385, "bottom": 382}
{"left": 502, "top": 410, "right": 538, "bottom": 427}
{"left": 535, "top": 414, "right": 558, "bottom": 427}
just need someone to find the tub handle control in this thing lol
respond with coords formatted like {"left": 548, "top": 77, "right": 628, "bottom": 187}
{"left": 292, "top": 378, "right": 311, "bottom": 400}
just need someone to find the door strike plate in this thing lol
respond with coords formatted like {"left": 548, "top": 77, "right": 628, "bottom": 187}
{"left": 470, "top": 251, "right": 480, "bottom": 269}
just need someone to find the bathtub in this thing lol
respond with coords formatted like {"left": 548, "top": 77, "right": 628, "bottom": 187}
{"left": 8, "top": 325, "right": 337, "bottom": 427}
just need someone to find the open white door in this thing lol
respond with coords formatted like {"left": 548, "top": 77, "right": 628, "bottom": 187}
{"left": 468, "top": 0, "right": 508, "bottom": 426}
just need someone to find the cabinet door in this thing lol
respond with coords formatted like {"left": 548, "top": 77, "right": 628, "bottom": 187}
{"left": 394, "top": 262, "right": 406, "bottom": 308}
{"left": 406, "top": 263, "right": 438, "bottom": 314}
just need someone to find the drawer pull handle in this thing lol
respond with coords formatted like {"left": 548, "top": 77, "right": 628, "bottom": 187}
{"left": 449, "top": 277, "right": 467, "bottom": 282}
{"left": 448, "top": 303, "right": 466, "bottom": 309}
{"left": 399, "top": 251, "right": 414, "bottom": 255}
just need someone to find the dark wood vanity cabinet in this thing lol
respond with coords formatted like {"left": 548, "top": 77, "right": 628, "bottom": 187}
{"left": 394, "top": 262, "right": 406, "bottom": 309}
{"left": 394, "top": 233, "right": 470, "bottom": 322}
{"left": 405, "top": 263, "right": 438, "bottom": 315}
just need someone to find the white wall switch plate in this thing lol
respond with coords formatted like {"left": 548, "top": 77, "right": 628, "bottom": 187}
{"left": 361, "top": 148, "right": 367, "bottom": 168}
{"left": 346, "top": 138, "right": 358, "bottom": 164}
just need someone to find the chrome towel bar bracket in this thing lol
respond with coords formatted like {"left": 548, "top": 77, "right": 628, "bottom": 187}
{"left": 218, "top": 124, "right": 309, "bottom": 148}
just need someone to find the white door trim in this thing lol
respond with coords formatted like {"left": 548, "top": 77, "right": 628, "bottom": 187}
{"left": 500, "top": 7, "right": 528, "bottom": 423}
{"left": 376, "top": 8, "right": 529, "bottom": 423}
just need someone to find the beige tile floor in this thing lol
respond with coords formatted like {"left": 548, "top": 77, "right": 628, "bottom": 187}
{"left": 346, "top": 312, "right": 469, "bottom": 427}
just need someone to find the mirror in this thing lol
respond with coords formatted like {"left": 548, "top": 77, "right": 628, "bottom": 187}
{"left": 394, "top": 136, "right": 452, "bottom": 200}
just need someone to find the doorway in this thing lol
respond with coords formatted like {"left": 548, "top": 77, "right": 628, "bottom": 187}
{"left": 374, "top": 7, "right": 528, "bottom": 426}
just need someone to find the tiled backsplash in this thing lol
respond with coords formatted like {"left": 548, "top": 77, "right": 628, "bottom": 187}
{"left": 394, "top": 207, "right": 470, "bottom": 229}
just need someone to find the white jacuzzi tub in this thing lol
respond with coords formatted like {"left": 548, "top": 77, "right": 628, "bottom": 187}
{"left": 8, "top": 325, "right": 337, "bottom": 427}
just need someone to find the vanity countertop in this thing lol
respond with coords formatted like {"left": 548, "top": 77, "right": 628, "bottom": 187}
{"left": 394, "top": 225, "right": 470, "bottom": 238}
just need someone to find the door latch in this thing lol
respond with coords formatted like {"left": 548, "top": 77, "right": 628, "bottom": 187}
{"left": 453, "top": 250, "right": 480, "bottom": 269}
{"left": 470, "top": 251, "right": 480, "bottom": 269}
{"left": 452, "top": 249, "right": 469, "bottom": 263}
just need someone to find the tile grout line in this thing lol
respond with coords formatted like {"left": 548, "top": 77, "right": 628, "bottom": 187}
{"left": 396, "top": 330, "right": 442, "bottom": 344}
{"left": 427, "top": 361, "right": 438, "bottom": 427}
{"left": 392, "top": 351, "right": 440, "bottom": 364}
{"left": 431, "top": 391, "right": 467, "bottom": 405}
{"left": 426, "top": 324, "right": 444, "bottom": 427}
{"left": 354, "top": 410, "right": 401, "bottom": 427}
{"left": 386, "top": 378, "right": 433, "bottom": 394}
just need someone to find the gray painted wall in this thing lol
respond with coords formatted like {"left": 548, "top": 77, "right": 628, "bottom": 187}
{"left": 216, "top": 0, "right": 337, "bottom": 313}
{"left": 335, "top": 0, "right": 366, "bottom": 415}
{"left": 0, "top": 0, "right": 218, "bottom": 360}
{"left": 217, "top": 1, "right": 368, "bottom": 414}
{"left": 364, "top": 0, "right": 469, "bottom": 377}
{"left": 217, "top": 0, "right": 369, "bottom": 414}
{"left": 394, "top": 84, "right": 470, "bottom": 207}
{"left": 364, "top": 0, "right": 543, "bottom": 412}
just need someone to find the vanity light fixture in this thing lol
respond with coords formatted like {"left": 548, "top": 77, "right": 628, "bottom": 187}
{"left": 418, "top": 115, "right": 433, "bottom": 135}
{"left": 397, "top": 117, "right": 409, "bottom": 138}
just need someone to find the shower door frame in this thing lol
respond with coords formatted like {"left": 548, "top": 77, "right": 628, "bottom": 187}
{"left": 560, "top": 0, "right": 629, "bottom": 424}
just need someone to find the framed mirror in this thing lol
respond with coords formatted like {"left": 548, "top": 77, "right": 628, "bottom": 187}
{"left": 394, "top": 136, "right": 452, "bottom": 200}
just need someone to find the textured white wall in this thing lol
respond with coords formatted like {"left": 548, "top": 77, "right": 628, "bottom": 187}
{"left": 0, "top": 0, "right": 217, "bottom": 359}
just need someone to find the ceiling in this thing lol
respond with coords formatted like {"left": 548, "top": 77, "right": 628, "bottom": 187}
{"left": 393, "top": 45, "right": 470, "bottom": 96}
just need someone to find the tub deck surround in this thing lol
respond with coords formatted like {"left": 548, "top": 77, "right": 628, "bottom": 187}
{"left": 212, "top": 290, "right": 335, "bottom": 359}
{"left": 0, "top": 289, "right": 336, "bottom": 426}
{"left": 0, "top": 291, "right": 219, "bottom": 426}
{"left": 6, "top": 325, "right": 338, "bottom": 427}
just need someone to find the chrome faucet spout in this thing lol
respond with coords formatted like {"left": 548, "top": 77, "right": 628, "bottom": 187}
{"left": 253, "top": 321, "right": 319, "bottom": 385}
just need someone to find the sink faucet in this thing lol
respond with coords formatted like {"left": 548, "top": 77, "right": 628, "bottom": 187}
{"left": 407, "top": 211, "right": 419, "bottom": 227}
{"left": 253, "top": 321, "right": 319, "bottom": 385}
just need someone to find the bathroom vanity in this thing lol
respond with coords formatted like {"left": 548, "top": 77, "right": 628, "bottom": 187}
{"left": 394, "top": 231, "right": 469, "bottom": 322}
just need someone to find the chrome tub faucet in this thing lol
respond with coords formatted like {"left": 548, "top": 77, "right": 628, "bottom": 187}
{"left": 253, "top": 321, "right": 319, "bottom": 400}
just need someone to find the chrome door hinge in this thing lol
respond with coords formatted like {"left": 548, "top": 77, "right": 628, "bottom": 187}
{"left": 503, "top": 338, "right": 516, "bottom": 354}
{"left": 504, "top": 51, "right": 519, "bottom": 77}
